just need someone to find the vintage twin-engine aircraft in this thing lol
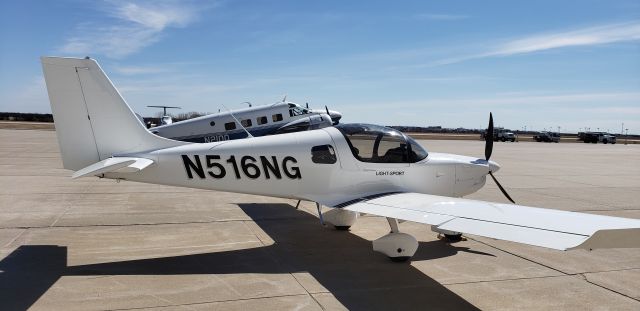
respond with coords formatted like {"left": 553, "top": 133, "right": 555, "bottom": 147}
{"left": 150, "top": 101, "right": 341, "bottom": 143}
{"left": 42, "top": 56, "right": 640, "bottom": 261}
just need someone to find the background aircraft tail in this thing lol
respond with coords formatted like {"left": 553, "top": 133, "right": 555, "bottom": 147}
{"left": 41, "top": 57, "right": 186, "bottom": 171}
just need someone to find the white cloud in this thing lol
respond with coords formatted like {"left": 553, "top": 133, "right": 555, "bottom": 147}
{"left": 425, "top": 21, "right": 640, "bottom": 67}
{"left": 490, "top": 22, "right": 640, "bottom": 56}
{"left": 362, "top": 91, "right": 640, "bottom": 109}
{"left": 59, "top": 1, "right": 210, "bottom": 58}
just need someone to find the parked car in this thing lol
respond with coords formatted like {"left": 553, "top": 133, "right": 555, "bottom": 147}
{"left": 534, "top": 132, "right": 560, "bottom": 143}
{"left": 581, "top": 132, "right": 616, "bottom": 144}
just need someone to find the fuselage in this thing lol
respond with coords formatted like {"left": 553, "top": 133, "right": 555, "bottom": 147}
{"left": 109, "top": 125, "right": 496, "bottom": 207}
{"left": 150, "top": 102, "right": 341, "bottom": 143}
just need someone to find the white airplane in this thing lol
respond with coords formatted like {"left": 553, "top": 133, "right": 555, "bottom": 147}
{"left": 42, "top": 56, "right": 640, "bottom": 261}
{"left": 150, "top": 101, "right": 341, "bottom": 143}
{"left": 147, "top": 105, "right": 181, "bottom": 126}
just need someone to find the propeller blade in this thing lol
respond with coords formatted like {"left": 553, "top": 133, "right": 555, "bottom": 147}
{"left": 325, "top": 105, "right": 330, "bottom": 115}
{"left": 489, "top": 171, "right": 515, "bottom": 204}
{"left": 485, "top": 112, "right": 494, "bottom": 161}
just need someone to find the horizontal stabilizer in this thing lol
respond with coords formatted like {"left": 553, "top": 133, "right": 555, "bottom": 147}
{"left": 72, "top": 157, "right": 154, "bottom": 179}
{"left": 341, "top": 193, "right": 640, "bottom": 251}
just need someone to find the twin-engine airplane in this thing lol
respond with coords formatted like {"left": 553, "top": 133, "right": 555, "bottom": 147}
{"left": 42, "top": 56, "right": 640, "bottom": 261}
{"left": 150, "top": 101, "right": 341, "bottom": 143}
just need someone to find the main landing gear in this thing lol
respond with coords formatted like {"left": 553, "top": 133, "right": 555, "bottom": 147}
{"left": 431, "top": 225, "right": 463, "bottom": 242}
{"left": 322, "top": 207, "right": 358, "bottom": 230}
{"left": 312, "top": 206, "right": 462, "bottom": 263}
{"left": 373, "top": 218, "right": 419, "bottom": 262}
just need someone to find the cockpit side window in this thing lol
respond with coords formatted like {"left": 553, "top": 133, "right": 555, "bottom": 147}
{"left": 289, "top": 106, "right": 306, "bottom": 117}
{"left": 311, "top": 145, "right": 337, "bottom": 164}
{"left": 376, "top": 134, "right": 408, "bottom": 163}
{"left": 407, "top": 136, "right": 428, "bottom": 162}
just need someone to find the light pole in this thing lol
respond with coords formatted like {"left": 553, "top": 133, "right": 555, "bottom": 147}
{"left": 625, "top": 129, "right": 629, "bottom": 145}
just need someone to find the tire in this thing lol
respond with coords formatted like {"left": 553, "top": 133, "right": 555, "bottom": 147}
{"left": 444, "top": 233, "right": 463, "bottom": 242}
{"left": 390, "top": 256, "right": 411, "bottom": 263}
{"left": 603, "top": 140, "right": 608, "bottom": 144}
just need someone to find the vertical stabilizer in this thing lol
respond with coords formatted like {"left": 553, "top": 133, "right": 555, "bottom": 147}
{"left": 41, "top": 57, "right": 186, "bottom": 171}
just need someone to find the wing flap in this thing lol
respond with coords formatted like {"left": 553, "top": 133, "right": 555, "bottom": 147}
{"left": 72, "top": 157, "right": 154, "bottom": 179}
{"left": 437, "top": 217, "right": 587, "bottom": 250}
{"left": 341, "top": 193, "right": 640, "bottom": 251}
{"left": 345, "top": 202, "right": 455, "bottom": 226}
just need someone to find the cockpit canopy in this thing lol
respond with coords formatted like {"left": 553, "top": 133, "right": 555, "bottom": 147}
{"left": 335, "top": 124, "right": 428, "bottom": 163}
{"left": 288, "top": 103, "right": 310, "bottom": 117}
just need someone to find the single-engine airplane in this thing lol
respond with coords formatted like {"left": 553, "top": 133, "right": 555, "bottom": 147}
{"left": 42, "top": 56, "right": 640, "bottom": 261}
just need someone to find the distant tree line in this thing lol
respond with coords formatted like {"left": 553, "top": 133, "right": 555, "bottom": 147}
{"left": 0, "top": 112, "right": 54, "bottom": 122}
{"left": 389, "top": 125, "right": 484, "bottom": 134}
{"left": 0, "top": 111, "right": 208, "bottom": 124}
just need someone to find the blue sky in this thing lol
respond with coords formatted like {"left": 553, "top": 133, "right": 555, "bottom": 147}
{"left": 1, "top": 0, "right": 639, "bottom": 133}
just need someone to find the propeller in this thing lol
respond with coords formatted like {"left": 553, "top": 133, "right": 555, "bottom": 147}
{"left": 325, "top": 105, "right": 332, "bottom": 124}
{"left": 484, "top": 112, "right": 515, "bottom": 204}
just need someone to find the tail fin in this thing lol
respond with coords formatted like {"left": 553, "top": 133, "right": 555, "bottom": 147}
{"left": 41, "top": 56, "right": 186, "bottom": 171}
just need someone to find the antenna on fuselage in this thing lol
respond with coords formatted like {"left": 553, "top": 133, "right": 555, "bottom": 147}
{"left": 282, "top": 95, "right": 287, "bottom": 102}
{"left": 221, "top": 104, "right": 254, "bottom": 138}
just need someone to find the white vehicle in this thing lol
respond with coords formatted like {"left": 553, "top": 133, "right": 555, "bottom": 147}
{"left": 42, "top": 57, "right": 640, "bottom": 262}
{"left": 151, "top": 102, "right": 342, "bottom": 143}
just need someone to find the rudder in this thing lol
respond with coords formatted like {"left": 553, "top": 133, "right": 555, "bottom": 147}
{"left": 41, "top": 57, "right": 185, "bottom": 171}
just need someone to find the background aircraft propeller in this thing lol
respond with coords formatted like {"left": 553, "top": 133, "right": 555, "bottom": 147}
{"left": 485, "top": 112, "right": 516, "bottom": 204}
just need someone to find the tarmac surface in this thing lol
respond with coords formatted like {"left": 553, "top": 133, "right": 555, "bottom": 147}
{"left": 1, "top": 128, "right": 639, "bottom": 310}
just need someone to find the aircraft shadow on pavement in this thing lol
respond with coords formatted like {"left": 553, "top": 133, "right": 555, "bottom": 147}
{"left": 0, "top": 203, "right": 486, "bottom": 311}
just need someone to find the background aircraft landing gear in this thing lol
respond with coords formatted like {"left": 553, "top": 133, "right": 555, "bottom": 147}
{"left": 373, "top": 218, "right": 418, "bottom": 262}
{"left": 322, "top": 208, "right": 358, "bottom": 230}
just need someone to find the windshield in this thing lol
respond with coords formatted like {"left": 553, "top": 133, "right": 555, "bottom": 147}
{"left": 335, "top": 124, "right": 428, "bottom": 163}
{"left": 288, "top": 103, "right": 309, "bottom": 117}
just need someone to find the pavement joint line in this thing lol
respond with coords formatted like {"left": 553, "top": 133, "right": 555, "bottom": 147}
{"left": 440, "top": 267, "right": 640, "bottom": 286}
{"left": 240, "top": 219, "right": 326, "bottom": 309}
{"left": 290, "top": 270, "right": 327, "bottom": 311}
{"left": 90, "top": 293, "right": 313, "bottom": 311}
{"left": 2, "top": 228, "right": 27, "bottom": 248}
{"left": 0, "top": 215, "right": 313, "bottom": 229}
{"left": 579, "top": 272, "right": 640, "bottom": 303}
{"left": 466, "top": 236, "right": 571, "bottom": 275}
{"left": 441, "top": 274, "right": 570, "bottom": 286}
{"left": 48, "top": 180, "right": 97, "bottom": 227}
{"left": 468, "top": 236, "right": 640, "bottom": 303}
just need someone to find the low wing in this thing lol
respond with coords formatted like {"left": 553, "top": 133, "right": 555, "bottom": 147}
{"left": 72, "top": 157, "right": 154, "bottom": 179}
{"left": 340, "top": 193, "right": 640, "bottom": 250}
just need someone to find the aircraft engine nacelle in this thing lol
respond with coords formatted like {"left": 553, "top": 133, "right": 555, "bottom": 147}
{"left": 454, "top": 163, "right": 487, "bottom": 197}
